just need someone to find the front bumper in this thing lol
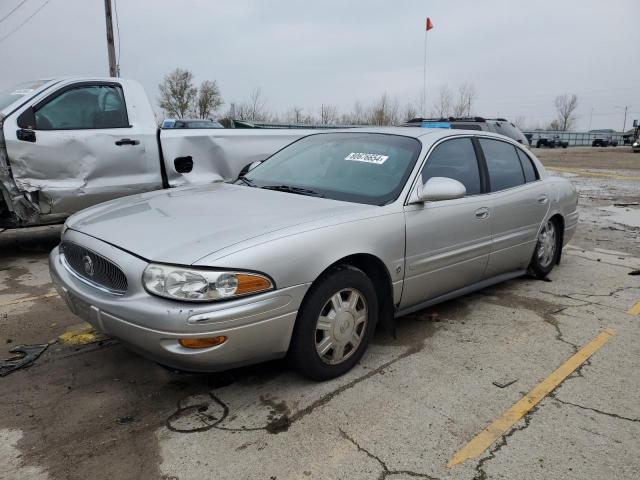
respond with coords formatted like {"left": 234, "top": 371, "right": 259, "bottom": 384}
{"left": 49, "top": 230, "right": 310, "bottom": 372}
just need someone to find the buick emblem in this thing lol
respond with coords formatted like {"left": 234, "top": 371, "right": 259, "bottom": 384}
{"left": 82, "top": 255, "right": 95, "bottom": 277}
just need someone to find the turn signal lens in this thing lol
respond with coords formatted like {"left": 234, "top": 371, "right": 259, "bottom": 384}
{"left": 235, "top": 274, "right": 273, "bottom": 295}
{"left": 179, "top": 336, "right": 227, "bottom": 349}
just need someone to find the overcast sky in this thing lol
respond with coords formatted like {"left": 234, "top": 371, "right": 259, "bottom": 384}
{"left": 0, "top": 0, "right": 638, "bottom": 130}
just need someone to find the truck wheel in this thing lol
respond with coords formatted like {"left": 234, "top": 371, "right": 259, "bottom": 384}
{"left": 288, "top": 266, "right": 378, "bottom": 381}
{"left": 528, "top": 218, "right": 561, "bottom": 279}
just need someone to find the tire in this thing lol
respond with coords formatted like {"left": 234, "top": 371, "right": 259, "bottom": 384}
{"left": 528, "top": 218, "right": 561, "bottom": 279}
{"left": 536, "top": 140, "right": 543, "bottom": 148}
{"left": 288, "top": 266, "right": 378, "bottom": 381}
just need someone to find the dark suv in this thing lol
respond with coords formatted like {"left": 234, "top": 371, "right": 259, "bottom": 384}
{"left": 591, "top": 136, "right": 618, "bottom": 147}
{"left": 536, "top": 135, "right": 568, "bottom": 149}
{"left": 404, "top": 117, "right": 529, "bottom": 145}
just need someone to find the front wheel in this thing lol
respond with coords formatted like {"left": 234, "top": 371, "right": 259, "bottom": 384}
{"left": 528, "top": 218, "right": 561, "bottom": 279}
{"left": 288, "top": 266, "right": 378, "bottom": 381}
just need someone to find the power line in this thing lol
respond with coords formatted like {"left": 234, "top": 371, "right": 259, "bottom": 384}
{"left": 0, "top": 0, "right": 52, "bottom": 44}
{"left": 0, "top": 0, "right": 29, "bottom": 24}
{"left": 113, "top": 0, "right": 121, "bottom": 71}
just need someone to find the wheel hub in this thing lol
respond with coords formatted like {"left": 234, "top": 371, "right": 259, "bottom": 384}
{"left": 314, "top": 288, "right": 368, "bottom": 365}
{"left": 333, "top": 311, "right": 355, "bottom": 342}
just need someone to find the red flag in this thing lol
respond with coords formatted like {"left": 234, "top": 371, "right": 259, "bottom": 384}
{"left": 426, "top": 17, "right": 434, "bottom": 31}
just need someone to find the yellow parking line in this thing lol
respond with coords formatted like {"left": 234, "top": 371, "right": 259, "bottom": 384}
{"left": 447, "top": 328, "right": 616, "bottom": 468}
{"left": 0, "top": 291, "right": 60, "bottom": 307}
{"left": 548, "top": 166, "right": 640, "bottom": 181}
{"left": 628, "top": 302, "right": 640, "bottom": 316}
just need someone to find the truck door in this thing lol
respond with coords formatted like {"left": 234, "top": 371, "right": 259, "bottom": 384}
{"left": 3, "top": 80, "right": 162, "bottom": 216}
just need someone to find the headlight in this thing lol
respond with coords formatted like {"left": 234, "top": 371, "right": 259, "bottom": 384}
{"left": 142, "top": 264, "right": 273, "bottom": 302}
{"left": 634, "top": 142, "right": 639, "bottom": 147}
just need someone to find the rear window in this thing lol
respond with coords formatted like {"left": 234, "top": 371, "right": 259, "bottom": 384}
{"left": 480, "top": 138, "right": 525, "bottom": 191}
{"left": 493, "top": 122, "right": 527, "bottom": 144}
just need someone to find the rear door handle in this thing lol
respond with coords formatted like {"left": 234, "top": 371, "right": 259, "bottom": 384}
{"left": 115, "top": 138, "right": 140, "bottom": 146}
{"left": 537, "top": 194, "right": 548, "bottom": 204}
{"left": 475, "top": 207, "right": 490, "bottom": 219}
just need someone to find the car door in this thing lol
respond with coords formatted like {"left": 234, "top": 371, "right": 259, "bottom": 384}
{"left": 478, "top": 138, "right": 549, "bottom": 277}
{"left": 401, "top": 137, "right": 492, "bottom": 308}
{"left": 3, "top": 81, "right": 162, "bottom": 215}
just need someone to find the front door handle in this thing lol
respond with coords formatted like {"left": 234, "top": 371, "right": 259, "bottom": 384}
{"left": 16, "top": 129, "right": 36, "bottom": 143}
{"left": 115, "top": 138, "right": 140, "bottom": 146}
{"left": 475, "top": 207, "right": 490, "bottom": 219}
{"left": 537, "top": 194, "right": 548, "bottom": 204}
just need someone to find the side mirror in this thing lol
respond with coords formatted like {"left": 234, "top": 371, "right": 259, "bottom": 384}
{"left": 410, "top": 177, "right": 466, "bottom": 203}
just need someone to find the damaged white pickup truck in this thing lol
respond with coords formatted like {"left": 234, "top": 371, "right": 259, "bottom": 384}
{"left": 0, "top": 78, "right": 312, "bottom": 228}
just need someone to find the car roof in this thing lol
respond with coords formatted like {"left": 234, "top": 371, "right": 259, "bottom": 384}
{"left": 312, "top": 126, "right": 518, "bottom": 144}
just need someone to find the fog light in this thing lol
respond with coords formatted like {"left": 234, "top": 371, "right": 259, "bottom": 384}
{"left": 179, "top": 336, "right": 227, "bottom": 349}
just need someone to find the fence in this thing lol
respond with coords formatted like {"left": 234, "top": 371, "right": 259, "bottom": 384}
{"left": 523, "top": 131, "right": 628, "bottom": 147}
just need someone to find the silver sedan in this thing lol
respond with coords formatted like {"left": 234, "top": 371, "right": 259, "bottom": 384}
{"left": 49, "top": 128, "right": 578, "bottom": 380}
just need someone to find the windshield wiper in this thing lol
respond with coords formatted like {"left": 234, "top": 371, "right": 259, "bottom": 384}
{"left": 236, "top": 176, "right": 257, "bottom": 187}
{"left": 261, "top": 184, "right": 324, "bottom": 198}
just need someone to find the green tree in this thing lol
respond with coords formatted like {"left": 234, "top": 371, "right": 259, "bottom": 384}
{"left": 158, "top": 68, "right": 197, "bottom": 118}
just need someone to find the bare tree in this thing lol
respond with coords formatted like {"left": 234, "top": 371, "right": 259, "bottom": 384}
{"left": 350, "top": 101, "right": 366, "bottom": 124}
{"left": 452, "top": 82, "right": 477, "bottom": 117}
{"left": 158, "top": 68, "right": 197, "bottom": 118}
{"left": 234, "top": 88, "right": 270, "bottom": 121}
{"left": 195, "top": 80, "right": 223, "bottom": 119}
{"left": 286, "top": 106, "right": 304, "bottom": 124}
{"left": 368, "top": 93, "right": 400, "bottom": 126}
{"left": 431, "top": 85, "right": 453, "bottom": 118}
{"left": 554, "top": 93, "right": 579, "bottom": 131}
{"left": 319, "top": 104, "right": 339, "bottom": 125}
{"left": 401, "top": 101, "right": 418, "bottom": 122}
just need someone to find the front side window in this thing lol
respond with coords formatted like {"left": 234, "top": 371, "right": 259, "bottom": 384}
{"left": 35, "top": 84, "right": 128, "bottom": 130}
{"left": 421, "top": 138, "right": 481, "bottom": 195}
{"left": 480, "top": 138, "right": 525, "bottom": 191}
{"left": 243, "top": 133, "right": 422, "bottom": 205}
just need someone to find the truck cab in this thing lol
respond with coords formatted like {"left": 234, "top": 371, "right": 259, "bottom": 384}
{"left": 0, "top": 77, "right": 312, "bottom": 228}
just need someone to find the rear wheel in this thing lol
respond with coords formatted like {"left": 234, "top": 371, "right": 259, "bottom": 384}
{"left": 528, "top": 218, "right": 561, "bottom": 278}
{"left": 288, "top": 267, "right": 377, "bottom": 381}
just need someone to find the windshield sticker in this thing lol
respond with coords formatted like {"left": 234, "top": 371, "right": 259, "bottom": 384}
{"left": 345, "top": 152, "right": 389, "bottom": 165}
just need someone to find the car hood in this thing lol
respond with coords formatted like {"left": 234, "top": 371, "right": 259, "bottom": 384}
{"left": 67, "top": 183, "right": 372, "bottom": 265}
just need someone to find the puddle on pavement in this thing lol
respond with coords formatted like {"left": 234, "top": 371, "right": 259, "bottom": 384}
{"left": 599, "top": 205, "right": 640, "bottom": 228}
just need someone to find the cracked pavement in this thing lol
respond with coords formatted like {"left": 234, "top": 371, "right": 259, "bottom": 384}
{"left": 1, "top": 147, "right": 639, "bottom": 480}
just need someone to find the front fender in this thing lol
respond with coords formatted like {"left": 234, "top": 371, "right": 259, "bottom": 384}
{"left": 194, "top": 211, "right": 407, "bottom": 301}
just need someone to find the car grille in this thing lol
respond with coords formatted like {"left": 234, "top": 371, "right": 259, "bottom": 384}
{"left": 61, "top": 242, "right": 128, "bottom": 295}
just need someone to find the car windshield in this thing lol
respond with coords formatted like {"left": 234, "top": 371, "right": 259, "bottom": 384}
{"left": 0, "top": 80, "right": 48, "bottom": 111}
{"left": 242, "top": 132, "right": 422, "bottom": 206}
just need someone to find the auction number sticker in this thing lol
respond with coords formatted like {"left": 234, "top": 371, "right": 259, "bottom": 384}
{"left": 345, "top": 152, "right": 389, "bottom": 165}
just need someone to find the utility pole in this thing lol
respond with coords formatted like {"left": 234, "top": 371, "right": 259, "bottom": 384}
{"left": 614, "top": 105, "right": 628, "bottom": 133}
{"left": 104, "top": 0, "right": 118, "bottom": 77}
